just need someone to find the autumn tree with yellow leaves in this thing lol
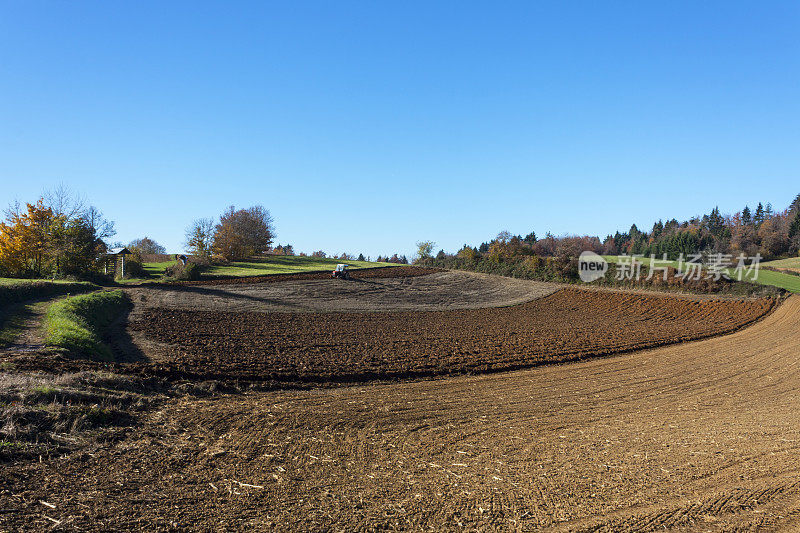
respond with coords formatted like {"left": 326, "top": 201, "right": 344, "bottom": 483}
{"left": 0, "top": 194, "right": 115, "bottom": 278}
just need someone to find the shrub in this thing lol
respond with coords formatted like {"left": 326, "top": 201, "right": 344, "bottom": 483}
{"left": 138, "top": 253, "right": 177, "bottom": 263}
{"left": 190, "top": 254, "right": 211, "bottom": 267}
{"left": 210, "top": 254, "right": 230, "bottom": 265}
{"left": 164, "top": 261, "right": 203, "bottom": 281}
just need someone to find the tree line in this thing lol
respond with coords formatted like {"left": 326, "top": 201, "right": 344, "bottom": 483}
{"left": 417, "top": 193, "right": 800, "bottom": 275}
{"left": 601, "top": 196, "right": 800, "bottom": 259}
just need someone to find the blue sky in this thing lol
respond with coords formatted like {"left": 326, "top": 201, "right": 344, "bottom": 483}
{"left": 1, "top": 1, "right": 798, "bottom": 257}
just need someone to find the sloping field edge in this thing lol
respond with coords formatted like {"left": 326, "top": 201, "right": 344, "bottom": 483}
{"left": 5, "top": 290, "right": 786, "bottom": 390}
{"left": 139, "top": 290, "right": 782, "bottom": 386}
{"left": 172, "top": 265, "right": 442, "bottom": 286}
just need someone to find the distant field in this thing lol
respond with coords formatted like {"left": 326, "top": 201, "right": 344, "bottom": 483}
{"left": 738, "top": 268, "right": 800, "bottom": 293}
{"left": 762, "top": 256, "right": 800, "bottom": 269}
{"left": 142, "top": 260, "right": 176, "bottom": 278}
{"left": 131, "top": 288, "right": 774, "bottom": 382}
{"left": 138, "top": 255, "right": 391, "bottom": 281}
{"left": 2, "top": 257, "right": 393, "bottom": 286}
{"left": 601, "top": 254, "right": 800, "bottom": 293}
{"left": 203, "top": 256, "right": 390, "bottom": 278}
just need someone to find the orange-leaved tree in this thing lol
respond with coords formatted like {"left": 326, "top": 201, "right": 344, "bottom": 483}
{"left": 0, "top": 196, "right": 113, "bottom": 278}
{"left": 0, "top": 200, "right": 54, "bottom": 277}
{"left": 212, "top": 205, "right": 274, "bottom": 261}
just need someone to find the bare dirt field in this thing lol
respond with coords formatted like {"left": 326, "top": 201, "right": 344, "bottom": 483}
{"left": 125, "top": 288, "right": 774, "bottom": 383}
{"left": 0, "top": 270, "right": 795, "bottom": 531}
{"left": 126, "top": 270, "right": 560, "bottom": 314}
{"left": 1, "top": 294, "right": 798, "bottom": 530}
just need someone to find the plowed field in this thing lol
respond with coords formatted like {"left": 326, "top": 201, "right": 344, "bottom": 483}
{"left": 127, "top": 270, "right": 560, "bottom": 314}
{"left": 127, "top": 289, "right": 774, "bottom": 383}
{"left": 2, "top": 295, "right": 798, "bottom": 531}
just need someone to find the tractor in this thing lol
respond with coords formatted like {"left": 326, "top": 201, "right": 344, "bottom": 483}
{"left": 332, "top": 263, "right": 351, "bottom": 280}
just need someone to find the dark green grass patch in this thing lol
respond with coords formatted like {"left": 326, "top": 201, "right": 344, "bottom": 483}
{"left": 43, "top": 290, "right": 130, "bottom": 360}
{"left": 0, "top": 279, "right": 97, "bottom": 308}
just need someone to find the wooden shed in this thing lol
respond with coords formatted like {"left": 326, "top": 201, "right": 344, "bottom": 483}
{"left": 104, "top": 247, "right": 132, "bottom": 277}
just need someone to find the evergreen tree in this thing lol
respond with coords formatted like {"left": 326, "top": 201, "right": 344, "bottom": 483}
{"left": 651, "top": 220, "right": 664, "bottom": 238}
{"left": 789, "top": 213, "right": 800, "bottom": 240}
{"left": 707, "top": 207, "right": 724, "bottom": 236}
{"left": 791, "top": 194, "right": 800, "bottom": 213}
{"left": 523, "top": 232, "right": 537, "bottom": 245}
{"left": 754, "top": 203, "right": 765, "bottom": 226}
{"left": 741, "top": 206, "right": 752, "bottom": 225}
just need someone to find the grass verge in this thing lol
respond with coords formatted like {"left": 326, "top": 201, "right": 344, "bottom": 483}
{"left": 0, "top": 278, "right": 97, "bottom": 308}
{"left": 0, "top": 279, "right": 99, "bottom": 347}
{"left": 43, "top": 290, "right": 130, "bottom": 360}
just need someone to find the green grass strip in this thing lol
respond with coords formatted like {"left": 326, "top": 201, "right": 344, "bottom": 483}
{"left": 0, "top": 279, "right": 97, "bottom": 308}
{"left": 601, "top": 255, "right": 800, "bottom": 293}
{"left": 43, "top": 290, "right": 129, "bottom": 361}
{"left": 202, "top": 256, "right": 391, "bottom": 278}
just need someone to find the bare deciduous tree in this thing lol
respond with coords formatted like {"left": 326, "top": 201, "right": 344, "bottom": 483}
{"left": 185, "top": 218, "right": 215, "bottom": 258}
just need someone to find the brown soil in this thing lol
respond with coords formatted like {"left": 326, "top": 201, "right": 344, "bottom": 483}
{"left": 0, "top": 300, "right": 56, "bottom": 355}
{"left": 125, "top": 270, "right": 560, "bottom": 314}
{"left": 1, "top": 296, "right": 798, "bottom": 531}
{"left": 121, "top": 288, "right": 773, "bottom": 384}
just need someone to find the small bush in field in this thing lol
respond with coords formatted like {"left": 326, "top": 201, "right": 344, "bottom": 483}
{"left": 164, "top": 261, "right": 204, "bottom": 281}
{"left": 210, "top": 254, "right": 230, "bottom": 265}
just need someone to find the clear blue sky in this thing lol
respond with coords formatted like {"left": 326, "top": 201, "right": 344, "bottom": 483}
{"left": 2, "top": 1, "right": 798, "bottom": 257}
